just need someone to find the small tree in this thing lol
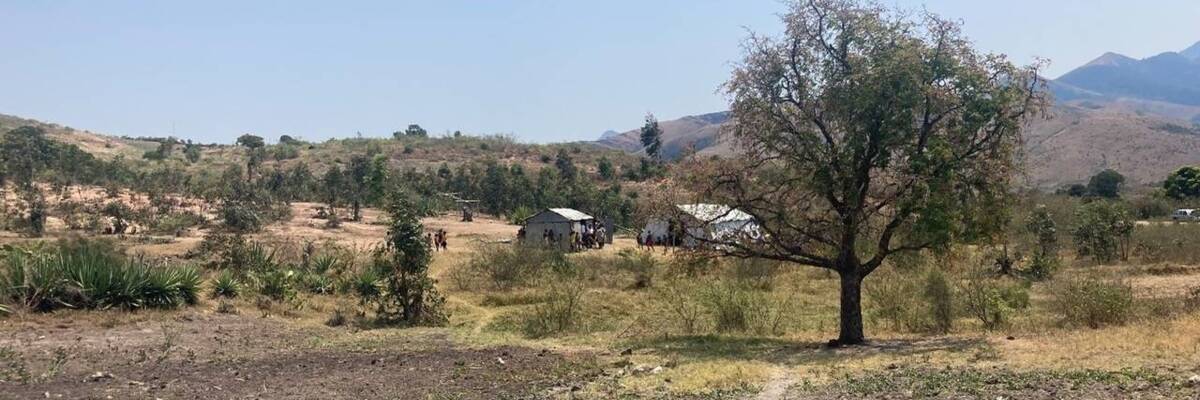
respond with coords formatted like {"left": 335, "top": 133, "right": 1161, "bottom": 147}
{"left": 1072, "top": 201, "right": 1134, "bottom": 263}
{"left": 1024, "top": 205, "right": 1059, "bottom": 279}
{"left": 1086, "top": 169, "right": 1125, "bottom": 199}
{"left": 183, "top": 141, "right": 202, "bottom": 163}
{"left": 639, "top": 113, "right": 663, "bottom": 161}
{"left": 236, "top": 134, "right": 266, "bottom": 182}
{"left": 597, "top": 157, "right": 615, "bottom": 181}
{"left": 322, "top": 165, "right": 346, "bottom": 215}
{"left": 554, "top": 149, "right": 577, "bottom": 182}
{"left": 346, "top": 155, "right": 371, "bottom": 221}
{"left": 103, "top": 202, "right": 134, "bottom": 234}
{"left": 369, "top": 197, "right": 447, "bottom": 325}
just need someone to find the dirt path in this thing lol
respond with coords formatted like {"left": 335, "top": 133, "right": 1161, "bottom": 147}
{"left": 753, "top": 369, "right": 797, "bottom": 400}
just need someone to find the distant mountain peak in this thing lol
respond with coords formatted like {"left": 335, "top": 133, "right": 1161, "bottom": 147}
{"left": 1182, "top": 41, "right": 1200, "bottom": 61}
{"left": 598, "top": 130, "right": 621, "bottom": 140}
{"left": 1083, "top": 52, "right": 1137, "bottom": 68}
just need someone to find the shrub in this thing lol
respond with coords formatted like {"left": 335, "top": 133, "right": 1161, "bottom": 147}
{"left": 922, "top": 269, "right": 954, "bottom": 334}
{"left": 1072, "top": 201, "right": 1134, "bottom": 263}
{"left": 210, "top": 270, "right": 241, "bottom": 299}
{"left": 616, "top": 249, "right": 657, "bottom": 289}
{"left": 1023, "top": 254, "right": 1059, "bottom": 281}
{"left": 325, "top": 309, "right": 347, "bottom": 327}
{"left": 1130, "top": 196, "right": 1172, "bottom": 220}
{"left": 657, "top": 277, "right": 705, "bottom": 334}
{"left": 252, "top": 269, "right": 296, "bottom": 302}
{"left": 961, "top": 275, "right": 1030, "bottom": 330}
{"left": 220, "top": 202, "right": 263, "bottom": 233}
{"left": 867, "top": 268, "right": 958, "bottom": 333}
{"left": 506, "top": 206, "right": 535, "bottom": 226}
{"left": 700, "top": 281, "right": 787, "bottom": 335}
{"left": 457, "top": 243, "right": 568, "bottom": 290}
{"left": 1049, "top": 277, "right": 1134, "bottom": 328}
{"left": 522, "top": 278, "right": 586, "bottom": 338}
{"left": 866, "top": 272, "right": 923, "bottom": 332}
{"left": 729, "top": 257, "right": 783, "bottom": 290}
{"left": 151, "top": 212, "right": 205, "bottom": 236}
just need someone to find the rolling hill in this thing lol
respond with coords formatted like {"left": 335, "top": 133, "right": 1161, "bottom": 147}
{"left": 0, "top": 113, "right": 159, "bottom": 159}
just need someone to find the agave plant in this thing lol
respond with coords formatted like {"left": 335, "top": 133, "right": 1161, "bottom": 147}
{"left": 302, "top": 273, "right": 335, "bottom": 295}
{"left": 210, "top": 270, "right": 241, "bottom": 299}
{"left": 352, "top": 269, "right": 380, "bottom": 306}
{"left": 310, "top": 254, "right": 341, "bottom": 275}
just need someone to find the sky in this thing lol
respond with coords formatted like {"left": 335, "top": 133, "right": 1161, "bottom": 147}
{"left": 2, "top": 1, "right": 1199, "bottom": 144}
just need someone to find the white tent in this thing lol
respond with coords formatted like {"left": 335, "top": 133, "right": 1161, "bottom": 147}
{"left": 642, "top": 204, "right": 760, "bottom": 248}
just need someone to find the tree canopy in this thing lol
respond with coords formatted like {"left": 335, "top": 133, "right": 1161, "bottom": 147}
{"left": 1086, "top": 169, "right": 1125, "bottom": 199}
{"left": 683, "top": 0, "right": 1047, "bottom": 345}
{"left": 639, "top": 113, "right": 663, "bottom": 161}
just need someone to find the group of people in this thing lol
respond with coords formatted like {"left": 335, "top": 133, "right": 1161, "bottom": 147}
{"left": 426, "top": 229, "right": 449, "bottom": 252}
{"left": 518, "top": 221, "right": 607, "bottom": 252}
{"left": 637, "top": 231, "right": 685, "bottom": 251}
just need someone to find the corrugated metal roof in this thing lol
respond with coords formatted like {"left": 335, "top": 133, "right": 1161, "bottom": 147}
{"left": 676, "top": 204, "right": 754, "bottom": 223}
{"left": 544, "top": 208, "right": 595, "bottom": 221}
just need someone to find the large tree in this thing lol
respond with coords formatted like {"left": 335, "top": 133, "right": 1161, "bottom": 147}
{"left": 684, "top": 0, "right": 1046, "bottom": 345}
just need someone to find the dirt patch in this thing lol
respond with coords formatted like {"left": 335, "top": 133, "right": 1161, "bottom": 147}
{"left": 789, "top": 366, "right": 1199, "bottom": 399}
{"left": 0, "top": 311, "right": 600, "bottom": 399}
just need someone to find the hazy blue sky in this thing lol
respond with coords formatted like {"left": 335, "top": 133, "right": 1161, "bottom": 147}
{"left": 2, "top": 1, "right": 1198, "bottom": 144}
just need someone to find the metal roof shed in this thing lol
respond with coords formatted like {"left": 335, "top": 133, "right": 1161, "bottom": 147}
{"left": 522, "top": 208, "right": 595, "bottom": 249}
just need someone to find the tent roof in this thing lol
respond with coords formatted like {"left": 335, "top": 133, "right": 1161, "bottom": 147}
{"left": 676, "top": 204, "right": 754, "bottom": 224}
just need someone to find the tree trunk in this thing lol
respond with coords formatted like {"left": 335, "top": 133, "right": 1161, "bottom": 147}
{"left": 837, "top": 269, "right": 866, "bottom": 345}
{"left": 352, "top": 200, "right": 362, "bottom": 221}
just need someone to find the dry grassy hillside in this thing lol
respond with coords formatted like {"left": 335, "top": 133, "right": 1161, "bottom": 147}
{"left": 0, "top": 113, "right": 642, "bottom": 179}
{"left": 1023, "top": 104, "right": 1200, "bottom": 187}
{"left": 0, "top": 113, "right": 158, "bottom": 159}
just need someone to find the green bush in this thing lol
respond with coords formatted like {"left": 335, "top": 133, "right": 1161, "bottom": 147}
{"left": 150, "top": 211, "right": 205, "bottom": 236}
{"left": 1072, "top": 201, "right": 1134, "bottom": 263}
{"left": 456, "top": 243, "right": 568, "bottom": 290}
{"left": 210, "top": 270, "right": 241, "bottom": 299}
{"left": 867, "top": 268, "right": 959, "bottom": 333}
{"left": 1049, "top": 277, "right": 1134, "bottom": 328}
{"left": 961, "top": 276, "right": 1030, "bottom": 330}
{"left": 252, "top": 269, "right": 296, "bottom": 302}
